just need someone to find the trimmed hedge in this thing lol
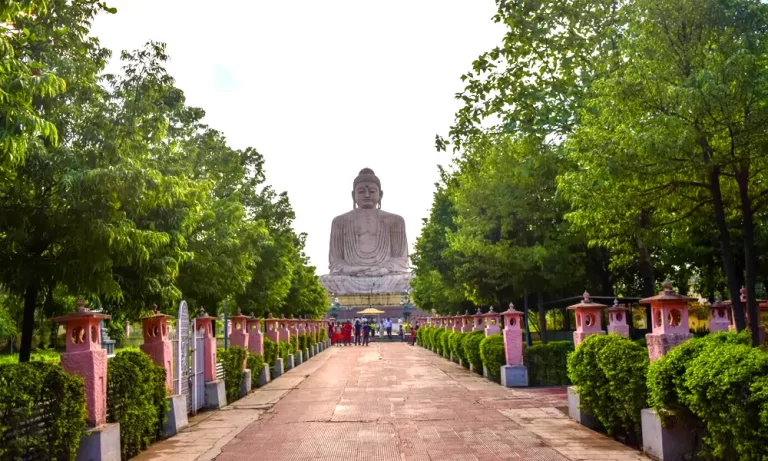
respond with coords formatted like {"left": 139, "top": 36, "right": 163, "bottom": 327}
{"left": 442, "top": 331, "right": 454, "bottom": 357}
{"left": 298, "top": 334, "right": 309, "bottom": 352}
{"left": 263, "top": 337, "right": 278, "bottom": 371}
{"left": 479, "top": 335, "right": 505, "bottom": 382}
{"left": 461, "top": 330, "right": 485, "bottom": 373}
{"left": 218, "top": 346, "right": 247, "bottom": 404}
{"left": 289, "top": 335, "right": 299, "bottom": 354}
{"left": 0, "top": 362, "right": 86, "bottom": 461}
{"left": 416, "top": 326, "right": 426, "bottom": 346}
{"left": 318, "top": 327, "right": 328, "bottom": 342}
{"left": 450, "top": 332, "right": 467, "bottom": 366}
{"left": 568, "top": 334, "right": 648, "bottom": 442}
{"left": 525, "top": 341, "right": 573, "bottom": 386}
{"left": 108, "top": 350, "right": 168, "bottom": 459}
{"left": 246, "top": 354, "right": 265, "bottom": 389}
{"left": 278, "top": 341, "right": 293, "bottom": 361}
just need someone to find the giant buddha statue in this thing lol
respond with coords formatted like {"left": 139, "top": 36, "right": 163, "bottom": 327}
{"left": 319, "top": 168, "right": 413, "bottom": 294}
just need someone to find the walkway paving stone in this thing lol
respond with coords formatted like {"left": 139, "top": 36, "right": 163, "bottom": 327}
{"left": 215, "top": 343, "right": 648, "bottom": 461}
{"left": 138, "top": 343, "right": 648, "bottom": 460}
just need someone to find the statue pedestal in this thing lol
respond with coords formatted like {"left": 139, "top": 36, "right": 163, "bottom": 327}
{"left": 319, "top": 273, "right": 413, "bottom": 295}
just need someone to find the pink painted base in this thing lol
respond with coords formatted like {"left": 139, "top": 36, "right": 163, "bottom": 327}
{"left": 503, "top": 328, "right": 523, "bottom": 366}
{"left": 646, "top": 332, "right": 690, "bottom": 362}
{"left": 709, "top": 321, "right": 730, "bottom": 334}
{"left": 607, "top": 325, "right": 629, "bottom": 338}
{"left": 60, "top": 349, "right": 107, "bottom": 427}
{"left": 573, "top": 331, "right": 605, "bottom": 348}
{"left": 279, "top": 329, "right": 290, "bottom": 343}
{"left": 484, "top": 326, "right": 500, "bottom": 336}
{"left": 141, "top": 340, "right": 173, "bottom": 392}
{"left": 249, "top": 332, "right": 264, "bottom": 356}
{"left": 203, "top": 336, "right": 217, "bottom": 382}
{"left": 266, "top": 330, "right": 279, "bottom": 344}
{"left": 231, "top": 331, "right": 249, "bottom": 349}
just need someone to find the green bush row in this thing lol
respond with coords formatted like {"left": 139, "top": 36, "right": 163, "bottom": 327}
{"left": 525, "top": 341, "right": 573, "bottom": 386}
{"left": 108, "top": 350, "right": 168, "bottom": 459}
{"left": 479, "top": 335, "right": 505, "bottom": 382}
{"left": 218, "top": 346, "right": 247, "bottom": 404}
{"left": 318, "top": 327, "right": 327, "bottom": 342}
{"left": 0, "top": 361, "right": 86, "bottom": 461}
{"left": 246, "top": 353, "right": 265, "bottom": 389}
{"left": 417, "top": 327, "right": 500, "bottom": 379}
{"left": 289, "top": 335, "right": 299, "bottom": 354}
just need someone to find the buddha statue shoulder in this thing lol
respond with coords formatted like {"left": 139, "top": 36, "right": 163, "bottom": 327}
{"left": 319, "top": 168, "right": 412, "bottom": 294}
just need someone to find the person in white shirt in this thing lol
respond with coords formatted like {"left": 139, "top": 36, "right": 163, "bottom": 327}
{"left": 384, "top": 318, "right": 392, "bottom": 340}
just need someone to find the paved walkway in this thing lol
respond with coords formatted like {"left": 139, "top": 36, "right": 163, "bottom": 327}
{"left": 139, "top": 343, "right": 648, "bottom": 461}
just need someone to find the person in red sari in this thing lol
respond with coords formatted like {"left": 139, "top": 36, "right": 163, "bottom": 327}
{"left": 342, "top": 321, "right": 353, "bottom": 346}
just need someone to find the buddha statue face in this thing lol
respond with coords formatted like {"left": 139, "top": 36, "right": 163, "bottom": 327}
{"left": 354, "top": 181, "right": 381, "bottom": 209}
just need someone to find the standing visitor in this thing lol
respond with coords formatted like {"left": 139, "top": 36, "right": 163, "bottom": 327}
{"left": 334, "top": 322, "right": 343, "bottom": 347}
{"left": 354, "top": 320, "right": 362, "bottom": 346}
{"left": 385, "top": 318, "right": 393, "bottom": 340}
{"left": 398, "top": 324, "right": 404, "bottom": 341}
{"left": 362, "top": 321, "right": 371, "bottom": 346}
{"left": 410, "top": 322, "right": 419, "bottom": 345}
{"left": 342, "top": 321, "right": 353, "bottom": 346}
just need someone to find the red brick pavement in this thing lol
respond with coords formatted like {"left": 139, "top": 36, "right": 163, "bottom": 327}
{"left": 217, "top": 343, "right": 647, "bottom": 461}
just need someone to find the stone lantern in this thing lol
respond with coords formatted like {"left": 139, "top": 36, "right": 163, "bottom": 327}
{"left": 297, "top": 317, "right": 307, "bottom": 335}
{"left": 483, "top": 306, "right": 501, "bottom": 336}
{"left": 641, "top": 279, "right": 695, "bottom": 362}
{"left": 229, "top": 308, "right": 250, "bottom": 350}
{"left": 54, "top": 301, "right": 119, "bottom": 461}
{"left": 709, "top": 298, "right": 731, "bottom": 334}
{"left": 472, "top": 307, "right": 484, "bottom": 331}
{"left": 289, "top": 317, "right": 300, "bottom": 338}
{"left": 500, "top": 303, "right": 527, "bottom": 387}
{"left": 54, "top": 300, "right": 111, "bottom": 428}
{"left": 462, "top": 310, "right": 473, "bottom": 333}
{"left": 195, "top": 310, "right": 226, "bottom": 409}
{"left": 606, "top": 299, "right": 630, "bottom": 338}
{"left": 247, "top": 315, "right": 263, "bottom": 355}
{"left": 265, "top": 314, "right": 280, "bottom": 344}
{"left": 452, "top": 316, "right": 462, "bottom": 332}
{"left": 279, "top": 315, "right": 291, "bottom": 343}
{"left": 567, "top": 291, "right": 607, "bottom": 347}
{"left": 140, "top": 305, "right": 174, "bottom": 392}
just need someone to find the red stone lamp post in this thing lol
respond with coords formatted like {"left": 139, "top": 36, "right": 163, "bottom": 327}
{"left": 279, "top": 315, "right": 291, "bottom": 343}
{"left": 229, "top": 308, "right": 250, "bottom": 350}
{"left": 641, "top": 280, "right": 695, "bottom": 362}
{"left": 247, "top": 315, "right": 263, "bottom": 355}
{"left": 709, "top": 298, "right": 731, "bottom": 334}
{"left": 195, "top": 310, "right": 226, "bottom": 409}
{"left": 606, "top": 299, "right": 630, "bottom": 338}
{"left": 483, "top": 307, "right": 501, "bottom": 336}
{"left": 567, "top": 291, "right": 607, "bottom": 347}
{"left": 54, "top": 301, "right": 120, "bottom": 461}
{"left": 288, "top": 317, "right": 300, "bottom": 339}
{"left": 500, "top": 303, "right": 528, "bottom": 387}
{"left": 140, "top": 305, "right": 174, "bottom": 392}
{"left": 265, "top": 314, "right": 280, "bottom": 344}
{"left": 472, "top": 307, "right": 484, "bottom": 331}
{"left": 461, "top": 311, "right": 473, "bottom": 333}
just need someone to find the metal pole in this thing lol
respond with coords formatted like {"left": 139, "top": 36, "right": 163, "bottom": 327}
{"left": 223, "top": 300, "right": 229, "bottom": 350}
{"left": 523, "top": 288, "right": 532, "bottom": 346}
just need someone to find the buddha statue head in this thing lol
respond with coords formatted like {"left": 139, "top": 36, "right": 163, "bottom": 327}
{"left": 352, "top": 168, "right": 383, "bottom": 210}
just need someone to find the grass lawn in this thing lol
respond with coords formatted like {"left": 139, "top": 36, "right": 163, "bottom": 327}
{"left": 0, "top": 349, "right": 62, "bottom": 365}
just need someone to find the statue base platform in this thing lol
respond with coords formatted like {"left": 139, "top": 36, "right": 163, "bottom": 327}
{"left": 319, "top": 273, "right": 412, "bottom": 294}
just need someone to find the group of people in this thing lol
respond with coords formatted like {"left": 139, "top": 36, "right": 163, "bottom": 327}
{"left": 332, "top": 318, "right": 417, "bottom": 346}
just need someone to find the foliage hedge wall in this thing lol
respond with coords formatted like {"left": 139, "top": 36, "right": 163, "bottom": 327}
{"left": 289, "top": 335, "right": 299, "bottom": 354}
{"left": 218, "top": 346, "right": 247, "bottom": 404}
{"left": 0, "top": 362, "right": 86, "bottom": 461}
{"left": 107, "top": 350, "right": 168, "bottom": 459}
{"left": 318, "top": 327, "right": 327, "bottom": 342}
{"left": 246, "top": 353, "right": 265, "bottom": 389}
{"left": 461, "top": 330, "right": 485, "bottom": 373}
{"left": 479, "top": 335, "right": 505, "bottom": 382}
{"left": 263, "top": 337, "right": 278, "bottom": 372}
{"left": 525, "top": 341, "right": 573, "bottom": 386}
{"left": 278, "top": 341, "right": 294, "bottom": 361}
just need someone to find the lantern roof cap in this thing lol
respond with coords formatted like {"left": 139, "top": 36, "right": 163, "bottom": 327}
{"left": 606, "top": 299, "right": 629, "bottom": 312}
{"left": 54, "top": 299, "right": 111, "bottom": 322}
{"left": 567, "top": 291, "right": 608, "bottom": 310}
{"left": 640, "top": 279, "right": 697, "bottom": 303}
{"left": 482, "top": 306, "right": 500, "bottom": 317}
{"left": 502, "top": 303, "right": 522, "bottom": 315}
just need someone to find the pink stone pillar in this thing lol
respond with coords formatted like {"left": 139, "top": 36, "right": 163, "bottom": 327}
{"left": 502, "top": 304, "right": 524, "bottom": 366}
{"left": 140, "top": 305, "right": 174, "bottom": 392}
{"left": 289, "top": 318, "right": 300, "bottom": 338}
{"left": 54, "top": 301, "right": 110, "bottom": 427}
{"left": 452, "top": 316, "right": 461, "bottom": 332}
{"left": 642, "top": 280, "right": 694, "bottom": 362}
{"left": 229, "top": 309, "right": 249, "bottom": 350}
{"left": 606, "top": 299, "right": 630, "bottom": 338}
{"left": 567, "top": 291, "right": 607, "bottom": 347}
{"left": 709, "top": 300, "right": 731, "bottom": 333}
{"left": 265, "top": 316, "right": 280, "bottom": 344}
{"left": 461, "top": 312, "right": 473, "bottom": 333}
{"left": 195, "top": 314, "right": 217, "bottom": 382}
{"left": 279, "top": 317, "right": 291, "bottom": 343}
{"left": 298, "top": 319, "right": 307, "bottom": 336}
{"left": 247, "top": 316, "right": 264, "bottom": 356}
{"left": 473, "top": 308, "right": 484, "bottom": 331}
{"left": 483, "top": 307, "right": 501, "bottom": 336}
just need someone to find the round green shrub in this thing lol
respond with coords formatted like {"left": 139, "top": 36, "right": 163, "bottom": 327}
{"left": 442, "top": 331, "right": 455, "bottom": 357}
{"left": 433, "top": 328, "right": 446, "bottom": 354}
{"left": 568, "top": 334, "right": 648, "bottom": 441}
{"left": 416, "top": 327, "right": 426, "bottom": 346}
{"left": 682, "top": 342, "right": 768, "bottom": 459}
{"left": 108, "top": 350, "right": 168, "bottom": 459}
{"left": 525, "top": 341, "right": 573, "bottom": 386}
{"left": 479, "top": 334, "right": 505, "bottom": 382}
{"left": 263, "top": 337, "right": 278, "bottom": 368}
{"left": 289, "top": 335, "right": 299, "bottom": 354}
{"left": 451, "top": 332, "right": 466, "bottom": 365}
{"left": 318, "top": 327, "right": 328, "bottom": 342}
{"left": 0, "top": 362, "right": 86, "bottom": 460}
{"left": 462, "top": 330, "right": 485, "bottom": 373}
{"left": 218, "top": 346, "right": 247, "bottom": 404}
{"left": 278, "top": 341, "right": 293, "bottom": 360}
{"left": 246, "top": 353, "right": 265, "bottom": 389}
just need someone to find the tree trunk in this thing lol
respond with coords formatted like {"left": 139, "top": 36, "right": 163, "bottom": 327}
{"left": 736, "top": 167, "right": 760, "bottom": 345}
{"left": 19, "top": 282, "right": 39, "bottom": 362}
{"left": 709, "top": 166, "right": 746, "bottom": 331}
{"left": 637, "top": 210, "right": 656, "bottom": 329}
{"left": 538, "top": 292, "right": 547, "bottom": 344}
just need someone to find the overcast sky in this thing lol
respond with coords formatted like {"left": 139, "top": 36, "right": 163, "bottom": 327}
{"left": 90, "top": 1, "right": 505, "bottom": 274}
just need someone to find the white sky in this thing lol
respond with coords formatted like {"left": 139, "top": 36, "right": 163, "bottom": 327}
{"left": 90, "top": 1, "right": 505, "bottom": 274}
